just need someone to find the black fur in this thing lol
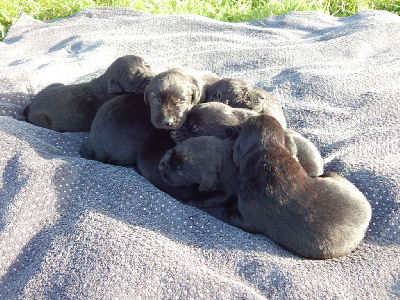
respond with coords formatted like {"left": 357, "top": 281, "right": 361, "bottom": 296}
{"left": 204, "top": 115, "right": 372, "bottom": 260}
{"left": 159, "top": 136, "right": 238, "bottom": 208}
{"left": 25, "top": 55, "right": 154, "bottom": 132}
{"left": 170, "top": 102, "right": 323, "bottom": 176}
{"left": 79, "top": 93, "right": 152, "bottom": 166}
{"left": 205, "top": 78, "right": 287, "bottom": 128}
{"left": 137, "top": 128, "right": 203, "bottom": 200}
{"left": 170, "top": 102, "right": 256, "bottom": 144}
{"left": 144, "top": 68, "right": 220, "bottom": 130}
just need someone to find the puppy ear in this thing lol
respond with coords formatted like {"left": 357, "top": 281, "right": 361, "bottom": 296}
{"left": 190, "top": 84, "right": 200, "bottom": 104}
{"left": 224, "top": 125, "right": 241, "bottom": 139}
{"left": 284, "top": 133, "right": 298, "bottom": 157}
{"left": 107, "top": 78, "right": 124, "bottom": 94}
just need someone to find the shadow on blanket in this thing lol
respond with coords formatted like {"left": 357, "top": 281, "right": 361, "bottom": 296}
{"left": 324, "top": 159, "right": 400, "bottom": 246}
{"left": 1, "top": 147, "right": 396, "bottom": 294}
{"left": 0, "top": 154, "right": 29, "bottom": 233}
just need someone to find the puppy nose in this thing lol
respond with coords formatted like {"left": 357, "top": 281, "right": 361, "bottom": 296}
{"left": 163, "top": 118, "right": 174, "bottom": 126}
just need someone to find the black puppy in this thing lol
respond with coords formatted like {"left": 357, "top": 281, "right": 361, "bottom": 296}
{"left": 159, "top": 136, "right": 238, "bottom": 208}
{"left": 205, "top": 115, "right": 372, "bottom": 260}
{"left": 170, "top": 102, "right": 323, "bottom": 176}
{"left": 24, "top": 55, "right": 154, "bottom": 132}
{"left": 170, "top": 102, "right": 257, "bottom": 143}
{"left": 80, "top": 93, "right": 152, "bottom": 166}
{"left": 144, "top": 68, "right": 220, "bottom": 130}
{"left": 205, "top": 78, "right": 287, "bottom": 128}
{"left": 137, "top": 128, "right": 203, "bottom": 201}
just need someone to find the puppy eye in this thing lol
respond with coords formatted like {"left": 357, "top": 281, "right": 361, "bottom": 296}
{"left": 152, "top": 98, "right": 162, "bottom": 105}
{"left": 191, "top": 125, "right": 199, "bottom": 132}
{"left": 215, "top": 92, "right": 221, "bottom": 99}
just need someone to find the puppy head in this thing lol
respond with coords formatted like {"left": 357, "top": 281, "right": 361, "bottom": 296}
{"left": 105, "top": 55, "right": 155, "bottom": 95}
{"left": 159, "top": 137, "right": 220, "bottom": 192}
{"left": 206, "top": 78, "right": 256, "bottom": 107}
{"left": 170, "top": 102, "right": 241, "bottom": 143}
{"left": 233, "top": 114, "right": 286, "bottom": 163}
{"left": 159, "top": 147, "right": 204, "bottom": 190}
{"left": 145, "top": 69, "right": 201, "bottom": 130}
{"left": 251, "top": 88, "right": 273, "bottom": 111}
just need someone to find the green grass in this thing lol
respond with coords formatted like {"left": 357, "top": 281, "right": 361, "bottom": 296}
{"left": 1, "top": 0, "right": 400, "bottom": 40}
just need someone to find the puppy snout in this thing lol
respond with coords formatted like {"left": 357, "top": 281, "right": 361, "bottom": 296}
{"left": 163, "top": 118, "right": 174, "bottom": 126}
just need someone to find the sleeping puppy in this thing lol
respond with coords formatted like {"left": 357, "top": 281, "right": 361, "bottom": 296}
{"left": 204, "top": 114, "right": 372, "bottom": 260}
{"left": 159, "top": 136, "right": 238, "bottom": 208}
{"left": 24, "top": 55, "right": 154, "bottom": 132}
{"left": 144, "top": 68, "right": 220, "bottom": 130}
{"left": 137, "top": 128, "right": 204, "bottom": 201}
{"left": 170, "top": 102, "right": 323, "bottom": 176}
{"left": 170, "top": 102, "right": 257, "bottom": 143}
{"left": 79, "top": 93, "right": 153, "bottom": 166}
{"left": 205, "top": 78, "right": 287, "bottom": 128}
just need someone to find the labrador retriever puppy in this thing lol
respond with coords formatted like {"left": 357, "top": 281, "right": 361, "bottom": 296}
{"left": 205, "top": 78, "right": 287, "bottom": 128}
{"left": 204, "top": 114, "right": 372, "bottom": 260}
{"left": 170, "top": 102, "right": 323, "bottom": 176}
{"left": 79, "top": 93, "right": 152, "bottom": 166}
{"left": 24, "top": 55, "right": 154, "bottom": 132}
{"left": 137, "top": 128, "right": 203, "bottom": 201}
{"left": 144, "top": 68, "right": 220, "bottom": 130}
{"left": 159, "top": 135, "right": 238, "bottom": 208}
{"left": 170, "top": 102, "right": 257, "bottom": 143}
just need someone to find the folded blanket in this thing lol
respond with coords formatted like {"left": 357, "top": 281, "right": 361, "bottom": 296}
{"left": 0, "top": 7, "right": 399, "bottom": 299}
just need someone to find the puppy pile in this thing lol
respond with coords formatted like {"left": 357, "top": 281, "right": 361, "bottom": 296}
{"left": 24, "top": 55, "right": 372, "bottom": 260}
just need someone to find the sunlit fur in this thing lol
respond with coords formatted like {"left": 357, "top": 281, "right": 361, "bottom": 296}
{"left": 24, "top": 55, "right": 154, "bottom": 132}
{"left": 170, "top": 102, "right": 257, "bottom": 144}
{"left": 170, "top": 102, "right": 323, "bottom": 176}
{"left": 144, "top": 68, "right": 220, "bottom": 130}
{"left": 205, "top": 78, "right": 287, "bottom": 128}
{"left": 206, "top": 114, "right": 372, "bottom": 260}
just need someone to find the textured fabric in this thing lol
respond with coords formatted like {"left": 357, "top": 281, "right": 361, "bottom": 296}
{"left": 0, "top": 7, "right": 399, "bottom": 299}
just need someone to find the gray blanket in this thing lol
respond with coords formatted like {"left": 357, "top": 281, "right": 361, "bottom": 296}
{"left": 0, "top": 7, "right": 399, "bottom": 299}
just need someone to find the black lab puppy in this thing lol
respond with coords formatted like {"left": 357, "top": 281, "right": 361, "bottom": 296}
{"left": 205, "top": 114, "right": 372, "bottom": 260}
{"left": 24, "top": 55, "right": 154, "bottom": 132}
{"left": 144, "top": 68, "right": 220, "bottom": 130}
{"left": 80, "top": 93, "right": 152, "bottom": 166}
{"left": 205, "top": 78, "right": 287, "bottom": 128}
{"left": 170, "top": 102, "right": 323, "bottom": 176}
{"left": 137, "top": 128, "right": 204, "bottom": 201}
{"left": 159, "top": 136, "right": 238, "bottom": 208}
{"left": 170, "top": 102, "right": 257, "bottom": 143}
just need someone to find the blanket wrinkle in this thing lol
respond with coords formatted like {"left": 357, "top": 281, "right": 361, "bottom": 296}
{"left": 0, "top": 7, "right": 399, "bottom": 299}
